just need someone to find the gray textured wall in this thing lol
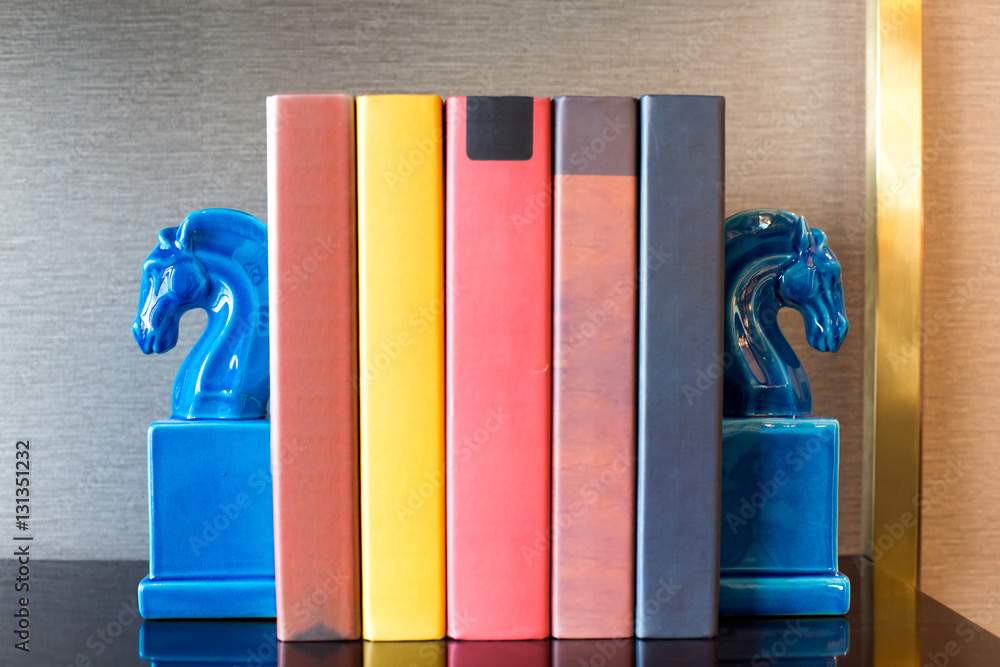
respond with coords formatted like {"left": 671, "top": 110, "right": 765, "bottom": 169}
{"left": 0, "top": 0, "right": 865, "bottom": 560}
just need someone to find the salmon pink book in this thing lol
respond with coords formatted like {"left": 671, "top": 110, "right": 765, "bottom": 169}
{"left": 445, "top": 96, "right": 552, "bottom": 640}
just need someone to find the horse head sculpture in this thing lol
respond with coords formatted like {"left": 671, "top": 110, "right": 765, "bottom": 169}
{"left": 133, "top": 208, "right": 269, "bottom": 420}
{"left": 723, "top": 208, "right": 849, "bottom": 417}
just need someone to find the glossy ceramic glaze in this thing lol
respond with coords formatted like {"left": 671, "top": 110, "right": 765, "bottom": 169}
{"left": 719, "top": 418, "right": 850, "bottom": 616}
{"left": 723, "top": 209, "right": 848, "bottom": 417}
{"left": 133, "top": 208, "right": 270, "bottom": 420}
{"left": 139, "top": 419, "right": 275, "bottom": 619}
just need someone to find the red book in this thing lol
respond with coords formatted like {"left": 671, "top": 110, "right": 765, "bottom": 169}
{"left": 445, "top": 96, "right": 552, "bottom": 640}
{"left": 266, "top": 94, "right": 360, "bottom": 641}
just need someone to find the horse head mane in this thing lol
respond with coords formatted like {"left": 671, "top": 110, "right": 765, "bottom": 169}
{"left": 724, "top": 209, "right": 817, "bottom": 285}
{"left": 173, "top": 208, "right": 267, "bottom": 253}
{"left": 725, "top": 208, "right": 810, "bottom": 248}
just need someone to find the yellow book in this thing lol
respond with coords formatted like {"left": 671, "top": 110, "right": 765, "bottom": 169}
{"left": 357, "top": 95, "right": 445, "bottom": 640}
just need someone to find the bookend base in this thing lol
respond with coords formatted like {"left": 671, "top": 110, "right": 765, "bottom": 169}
{"left": 719, "top": 417, "right": 850, "bottom": 616}
{"left": 139, "top": 419, "right": 276, "bottom": 619}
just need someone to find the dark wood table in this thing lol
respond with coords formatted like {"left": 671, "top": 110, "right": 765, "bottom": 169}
{"left": 2, "top": 557, "right": 997, "bottom": 665}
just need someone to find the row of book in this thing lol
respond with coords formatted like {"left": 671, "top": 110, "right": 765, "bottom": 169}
{"left": 266, "top": 94, "right": 724, "bottom": 642}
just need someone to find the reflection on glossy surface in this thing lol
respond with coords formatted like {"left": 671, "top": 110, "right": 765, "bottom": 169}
{"left": 635, "top": 638, "right": 717, "bottom": 665}
{"left": 140, "top": 620, "right": 278, "bottom": 665}
{"left": 133, "top": 208, "right": 270, "bottom": 420}
{"left": 363, "top": 641, "right": 446, "bottom": 666}
{"left": 137, "top": 614, "right": 845, "bottom": 666}
{"left": 723, "top": 209, "right": 849, "bottom": 418}
{"left": 718, "top": 618, "right": 847, "bottom": 665}
{"left": 448, "top": 640, "right": 550, "bottom": 666}
{"left": 8, "top": 557, "right": 995, "bottom": 665}
{"left": 280, "top": 641, "right": 364, "bottom": 667}
{"left": 553, "top": 639, "right": 634, "bottom": 666}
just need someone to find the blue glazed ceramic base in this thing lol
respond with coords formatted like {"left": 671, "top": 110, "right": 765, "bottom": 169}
{"left": 138, "top": 575, "right": 276, "bottom": 619}
{"left": 719, "top": 417, "right": 850, "bottom": 616}
{"left": 139, "top": 419, "right": 276, "bottom": 619}
{"left": 719, "top": 571, "right": 850, "bottom": 616}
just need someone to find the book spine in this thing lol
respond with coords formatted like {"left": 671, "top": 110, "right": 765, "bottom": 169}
{"left": 551, "top": 96, "right": 638, "bottom": 639}
{"left": 266, "top": 94, "right": 361, "bottom": 641}
{"left": 445, "top": 96, "right": 552, "bottom": 640}
{"left": 635, "top": 94, "right": 725, "bottom": 639}
{"left": 357, "top": 95, "right": 446, "bottom": 640}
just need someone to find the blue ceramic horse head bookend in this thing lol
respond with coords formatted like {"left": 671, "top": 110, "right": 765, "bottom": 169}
{"left": 723, "top": 209, "right": 849, "bottom": 418}
{"left": 132, "top": 209, "right": 270, "bottom": 420}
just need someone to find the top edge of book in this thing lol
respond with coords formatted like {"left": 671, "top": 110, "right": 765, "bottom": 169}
{"left": 356, "top": 95, "right": 443, "bottom": 108}
{"left": 266, "top": 93, "right": 352, "bottom": 101}
{"left": 446, "top": 95, "right": 549, "bottom": 102}
{"left": 552, "top": 95, "right": 635, "bottom": 103}
{"left": 639, "top": 94, "right": 725, "bottom": 104}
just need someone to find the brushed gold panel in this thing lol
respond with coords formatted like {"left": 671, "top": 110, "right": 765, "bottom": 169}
{"left": 922, "top": 0, "right": 1000, "bottom": 637}
{"left": 875, "top": 563, "right": 919, "bottom": 666}
{"left": 863, "top": 0, "right": 923, "bottom": 586}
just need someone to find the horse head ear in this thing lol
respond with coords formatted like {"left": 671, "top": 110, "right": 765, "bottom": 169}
{"left": 176, "top": 218, "right": 194, "bottom": 250}
{"left": 811, "top": 228, "right": 829, "bottom": 253}
{"left": 158, "top": 227, "right": 178, "bottom": 249}
{"left": 792, "top": 214, "right": 811, "bottom": 253}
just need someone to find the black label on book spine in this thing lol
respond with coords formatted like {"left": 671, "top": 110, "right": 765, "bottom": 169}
{"left": 466, "top": 96, "right": 534, "bottom": 161}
